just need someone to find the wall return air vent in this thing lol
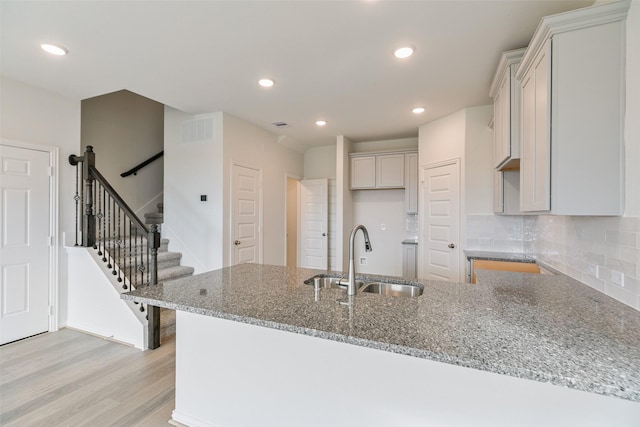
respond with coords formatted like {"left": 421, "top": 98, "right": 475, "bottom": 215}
{"left": 180, "top": 116, "right": 214, "bottom": 144}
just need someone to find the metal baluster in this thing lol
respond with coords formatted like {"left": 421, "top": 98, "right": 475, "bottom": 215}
{"left": 146, "top": 239, "right": 150, "bottom": 286}
{"left": 111, "top": 204, "right": 120, "bottom": 276}
{"left": 123, "top": 220, "right": 129, "bottom": 290}
{"left": 139, "top": 231, "right": 146, "bottom": 286}
{"left": 97, "top": 184, "right": 103, "bottom": 257}
{"left": 133, "top": 227, "right": 138, "bottom": 289}
{"left": 106, "top": 194, "right": 112, "bottom": 269}
{"left": 116, "top": 205, "right": 122, "bottom": 281}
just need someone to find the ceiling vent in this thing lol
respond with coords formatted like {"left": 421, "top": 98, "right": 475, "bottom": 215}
{"left": 180, "top": 116, "right": 214, "bottom": 144}
{"left": 272, "top": 121, "right": 289, "bottom": 128}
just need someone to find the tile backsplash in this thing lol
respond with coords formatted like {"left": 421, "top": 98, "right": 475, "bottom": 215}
{"left": 525, "top": 216, "right": 640, "bottom": 311}
{"left": 466, "top": 215, "right": 526, "bottom": 253}
{"left": 466, "top": 214, "right": 640, "bottom": 310}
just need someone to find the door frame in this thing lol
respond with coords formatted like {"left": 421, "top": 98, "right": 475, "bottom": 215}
{"left": 0, "top": 138, "right": 59, "bottom": 333}
{"left": 418, "top": 158, "right": 462, "bottom": 282}
{"left": 229, "top": 161, "right": 263, "bottom": 265}
{"left": 283, "top": 173, "right": 302, "bottom": 267}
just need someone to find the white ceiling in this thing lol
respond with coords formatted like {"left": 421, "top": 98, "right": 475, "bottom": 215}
{"left": 1, "top": 0, "right": 593, "bottom": 151}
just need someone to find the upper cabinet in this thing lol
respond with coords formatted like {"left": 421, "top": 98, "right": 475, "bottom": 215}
{"left": 404, "top": 152, "right": 418, "bottom": 214}
{"left": 490, "top": 48, "right": 526, "bottom": 170}
{"left": 516, "top": 0, "right": 628, "bottom": 215}
{"left": 350, "top": 151, "right": 412, "bottom": 190}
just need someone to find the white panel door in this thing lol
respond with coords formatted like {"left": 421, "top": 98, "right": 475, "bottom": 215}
{"left": 422, "top": 162, "right": 460, "bottom": 282}
{"left": 298, "top": 179, "right": 328, "bottom": 270}
{"left": 232, "top": 164, "right": 262, "bottom": 265}
{"left": 0, "top": 145, "right": 50, "bottom": 344}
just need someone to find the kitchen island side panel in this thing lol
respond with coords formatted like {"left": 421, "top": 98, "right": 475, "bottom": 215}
{"left": 173, "top": 311, "right": 640, "bottom": 427}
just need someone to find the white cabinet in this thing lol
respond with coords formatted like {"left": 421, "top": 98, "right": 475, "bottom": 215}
{"left": 404, "top": 152, "right": 418, "bottom": 214}
{"left": 493, "top": 170, "right": 521, "bottom": 215}
{"left": 516, "top": 1, "right": 627, "bottom": 215}
{"left": 376, "top": 154, "right": 404, "bottom": 188}
{"left": 350, "top": 156, "right": 376, "bottom": 189}
{"left": 490, "top": 49, "right": 525, "bottom": 170}
{"left": 402, "top": 242, "right": 417, "bottom": 279}
{"left": 350, "top": 152, "right": 408, "bottom": 190}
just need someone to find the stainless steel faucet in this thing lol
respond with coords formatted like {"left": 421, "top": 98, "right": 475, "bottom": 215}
{"left": 344, "top": 224, "right": 372, "bottom": 296}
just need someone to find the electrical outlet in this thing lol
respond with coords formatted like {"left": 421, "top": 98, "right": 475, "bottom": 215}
{"left": 479, "top": 238, "right": 491, "bottom": 246}
{"left": 587, "top": 264, "right": 598, "bottom": 276}
{"left": 610, "top": 270, "right": 624, "bottom": 287}
{"left": 359, "top": 257, "right": 367, "bottom": 265}
{"left": 380, "top": 223, "right": 386, "bottom": 231}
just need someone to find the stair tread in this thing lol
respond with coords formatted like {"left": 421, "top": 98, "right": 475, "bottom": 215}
{"left": 158, "top": 265, "right": 194, "bottom": 279}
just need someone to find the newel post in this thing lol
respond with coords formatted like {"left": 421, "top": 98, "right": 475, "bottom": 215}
{"left": 82, "top": 146, "right": 96, "bottom": 248}
{"left": 147, "top": 223, "right": 161, "bottom": 349}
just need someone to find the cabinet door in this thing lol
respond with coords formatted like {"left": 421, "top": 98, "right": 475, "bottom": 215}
{"left": 520, "top": 41, "right": 551, "bottom": 212}
{"left": 402, "top": 244, "right": 417, "bottom": 279}
{"left": 350, "top": 156, "right": 376, "bottom": 189}
{"left": 493, "top": 170, "right": 504, "bottom": 213}
{"left": 376, "top": 154, "right": 404, "bottom": 188}
{"left": 404, "top": 152, "right": 418, "bottom": 213}
{"left": 493, "top": 73, "right": 510, "bottom": 168}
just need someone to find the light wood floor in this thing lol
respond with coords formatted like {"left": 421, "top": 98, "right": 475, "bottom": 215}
{"left": 0, "top": 328, "right": 175, "bottom": 427}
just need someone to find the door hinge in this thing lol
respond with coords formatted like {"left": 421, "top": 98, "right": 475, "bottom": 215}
{"left": 48, "top": 166, "right": 54, "bottom": 177}
{"left": 49, "top": 306, "right": 54, "bottom": 316}
{"left": 49, "top": 236, "right": 54, "bottom": 246}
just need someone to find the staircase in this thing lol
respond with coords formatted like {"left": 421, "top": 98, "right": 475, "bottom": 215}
{"left": 70, "top": 146, "right": 187, "bottom": 349}
{"left": 142, "top": 202, "right": 193, "bottom": 340}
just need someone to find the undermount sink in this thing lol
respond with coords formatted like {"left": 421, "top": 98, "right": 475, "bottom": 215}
{"left": 305, "top": 275, "right": 422, "bottom": 297}
{"left": 360, "top": 282, "right": 423, "bottom": 297}
{"left": 304, "top": 275, "right": 364, "bottom": 290}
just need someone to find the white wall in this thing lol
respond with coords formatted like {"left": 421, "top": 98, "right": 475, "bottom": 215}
{"left": 418, "top": 109, "right": 466, "bottom": 168}
{"left": 81, "top": 90, "right": 164, "bottom": 215}
{"left": 0, "top": 76, "right": 81, "bottom": 326}
{"left": 350, "top": 137, "right": 418, "bottom": 153}
{"left": 464, "top": 106, "right": 494, "bottom": 215}
{"left": 336, "top": 136, "right": 354, "bottom": 271}
{"left": 304, "top": 145, "right": 336, "bottom": 179}
{"left": 222, "top": 113, "right": 304, "bottom": 267}
{"left": 163, "top": 109, "right": 224, "bottom": 273}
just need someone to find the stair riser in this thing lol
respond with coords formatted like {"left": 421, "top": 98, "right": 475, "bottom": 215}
{"left": 130, "top": 271, "right": 194, "bottom": 284}
{"left": 99, "top": 243, "right": 169, "bottom": 256}
{"left": 120, "top": 257, "right": 181, "bottom": 274}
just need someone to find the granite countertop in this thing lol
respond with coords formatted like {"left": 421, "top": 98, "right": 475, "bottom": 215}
{"left": 122, "top": 263, "right": 640, "bottom": 402}
{"left": 464, "top": 249, "right": 536, "bottom": 263}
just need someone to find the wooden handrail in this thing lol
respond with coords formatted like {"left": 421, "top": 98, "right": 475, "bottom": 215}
{"left": 90, "top": 166, "right": 149, "bottom": 235}
{"left": 121, "top": 151, "right": 163, "bottom": 178}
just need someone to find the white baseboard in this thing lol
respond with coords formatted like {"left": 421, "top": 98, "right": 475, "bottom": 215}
{"left": 172, "top": 411, "right": 219, "bottom": 427}
{"left": 65, "top": 321, "right": 143, "bottom": 349}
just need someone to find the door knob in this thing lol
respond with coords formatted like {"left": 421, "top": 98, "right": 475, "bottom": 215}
{"left": 448, "top": 243, "right": 456, "bottom": 249}
{"left": 322, "top": 233, "right": 327, "bottom": 237}
{"left": 234, "top": 240, "right": 241, "bottom": 245}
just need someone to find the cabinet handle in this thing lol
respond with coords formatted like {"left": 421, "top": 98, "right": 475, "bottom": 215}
{"left": 448, "top": 243, "right": 456, "bottom": 249}
{"left": 234, "top": 240, "right": 241, "bottom": 245}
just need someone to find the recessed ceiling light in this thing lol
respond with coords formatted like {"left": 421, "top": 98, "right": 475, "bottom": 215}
{"left": 258, "top": 78, "right": 275, "bottom": 87}
{"left": 315, "top": 120, "right": 327, "bottom": 127}
{"left": 394, "top": 46, "right": 414, "bottom": 59}
{"left": 41, "top": 43, "right": 68, "bottom": 56}
{"left": 412, "top": 107, "right": 425, "bottom": 114}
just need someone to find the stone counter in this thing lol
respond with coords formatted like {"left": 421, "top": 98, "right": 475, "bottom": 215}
{"left": 122, "top": 263, "right": 640, "bottom": 402}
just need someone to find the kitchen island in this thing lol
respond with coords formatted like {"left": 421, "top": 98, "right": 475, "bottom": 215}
{"left": 122, "top": 263, "right": 640, "bottom": 426}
